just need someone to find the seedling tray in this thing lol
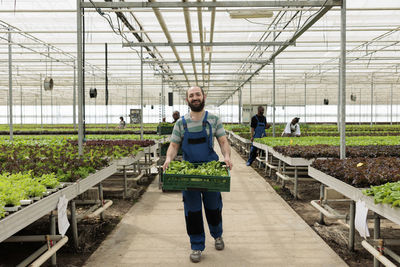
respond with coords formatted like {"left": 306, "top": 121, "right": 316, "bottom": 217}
{"left": 157, "top": 125, "right": 174, "bottom": 135}
{"left": 162, "top": 162, "right": 230, "bottom": 192}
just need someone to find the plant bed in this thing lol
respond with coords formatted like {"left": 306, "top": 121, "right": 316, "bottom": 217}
{"left": 273, "top": 145, "right": 400, "bottom": 159}
{"left": 311, "top": 157, "right": 400, "bottom": 187}
{"left": 0, "top": 175, "right": 156, "bottom": 266}
{"left": 232, "top": 145, "right": 388, "bottom": 267}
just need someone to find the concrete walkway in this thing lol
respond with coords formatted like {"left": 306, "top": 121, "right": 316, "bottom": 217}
{"left": 84, "top": 146, "right": 347, "bottom": 267}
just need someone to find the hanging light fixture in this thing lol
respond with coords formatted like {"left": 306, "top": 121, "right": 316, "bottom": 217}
{"left": 44, "top": 47, "right": 54, "bottom": 91}
{"left": 228, "top": 9, "right": 273, "bottom": 19}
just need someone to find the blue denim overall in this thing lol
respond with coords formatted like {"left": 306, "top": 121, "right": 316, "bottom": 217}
{"left": 246, "top": 115, "right": 266, "bottom": 166}
{"left": 181, "top": 111, "right": 223, "bottom": 251}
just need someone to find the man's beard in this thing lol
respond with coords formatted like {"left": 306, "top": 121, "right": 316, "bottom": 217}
{"left": 189, "top": 99, "right": 205, "bottom": 112}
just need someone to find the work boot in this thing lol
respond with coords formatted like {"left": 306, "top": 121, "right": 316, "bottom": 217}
{"left": 215, "top": 237, "right": 225, "bottom": 250}
{"left": 190, "top": 250, "right": 202, "bottom": 263}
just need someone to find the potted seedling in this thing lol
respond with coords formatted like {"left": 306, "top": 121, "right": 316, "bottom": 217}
{"left": 26, "top": 180, "right": 46, "bottom": 201}
{"left": 2, "top": 189, "right": 23, "bottom": 212}
{"left": 39, "top": 173, "right": 60, "bottom": 193}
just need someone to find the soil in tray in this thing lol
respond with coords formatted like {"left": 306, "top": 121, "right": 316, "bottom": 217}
{"left": 236, "top": 149, "right": 400, "bottom": 267}
{"left": 0, "top": 175, "right": 156, "bottom": 267}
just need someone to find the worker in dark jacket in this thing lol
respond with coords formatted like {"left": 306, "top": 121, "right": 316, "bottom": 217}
{"left": 246, "top": 106, "right": 270, "bottom": 166}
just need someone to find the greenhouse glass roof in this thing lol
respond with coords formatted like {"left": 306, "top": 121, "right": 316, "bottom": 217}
{"left": 0, "top": 0, "right": 399, "bottom": 106}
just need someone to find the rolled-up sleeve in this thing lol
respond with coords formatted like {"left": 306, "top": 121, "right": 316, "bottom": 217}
{"left": 215, "top": 117, "right": 226, "bottom": 138}
{"left": 170, "top": 121, "right": 183, "bottom": 144}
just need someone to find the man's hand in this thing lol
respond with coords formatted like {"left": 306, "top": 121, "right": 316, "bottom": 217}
{"left": 250, "top": 137, "right": 254, "bottom": 142}
{"left": 224, "top": 157, "right": 233, "bottom": 170}
{"left": 266, "top": 123, "right": 271, "bottom": 129}
{"left": 162, "top": 158, "right": 171, "bottom": 171}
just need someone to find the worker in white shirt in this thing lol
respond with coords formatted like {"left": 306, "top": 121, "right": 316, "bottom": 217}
{"left": 282, "top": 117, "right": 301, "bottom": 137}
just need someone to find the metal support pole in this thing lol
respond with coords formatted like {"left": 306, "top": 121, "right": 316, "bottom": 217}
{"left": 272, "top": 26, "right": 276, "bottom": 137}
{"left": 339, "top": 0, "right": 346, "bottom": 160}
{"left": 105, "top": 43, "right": 108, "bottom": 129}
{"left": 40, "top": 74, "right": 43, "bottom": 129}
{"left": 123, "top": 165, "right": 127, "bottom": 199}
{"left": 337, "top": 58, "right": 341, "bottom": 131}
{"left": 304, "top": 73, "right": 307, "bottom": 123}
{"left": 238, "top": 88, "right": 242, "bottom": 124}
{"left": 35, "top": 98, "right": 37, "bottom": 124}
{"left": 390, "top": 84, "right": 393, "bottom": 125}
{"left": 319, "top": 184, "right": 325, "bottom": 225}
{"left": 374, "top": 213, "right": 381, "bottom": 267}
{"left": 8, "top": 28, "right": 13, "bottom": 141}
{"left": 125, "top": 85, "right": 128, "bottom": 119}
{"left": 77, "top": 0, "right": 84, "bottom": 155}
{"left": 161, "top": 78, "right": 165, "bottom": 120}
{"left": 140, "top": 33, "right": 144, "bottom": 140}
{"left": 284, "top": 84, "right": 287, "bottom": 122}
{"left": 249, "top": 80, "right": 252, "bottom": 108}
{"left": 370, "top": 74, "right": 374, "bottom": 126}
{"left": 98, "top": 183, "right": 104, "bottom": 221}
{"left": 51, "top": 89, "right": 53, "bottom": 124}
{"left": 20, "top": 86, "right": 22, "bottom": 125}
{"left": 73, "top": 63, "right": 77, "bottom": 130}
{"left": 293, "top": 166, "right": 298, "bottom": 200}
{"left": 70, "top": 200, "right": 79, "bottom": 249}
{"left": 349, "top": 200, "right": 355, "bottom": 251}
{"left": 50, "top": 211, "right": 57, "bottom": 266}
{"left": 359, "top": 87, "right": 362, "bottom": 125}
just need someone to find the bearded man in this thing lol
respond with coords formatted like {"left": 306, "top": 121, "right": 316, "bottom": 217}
{"left": 163, "top": 86, "right": 233, "bottom": 263}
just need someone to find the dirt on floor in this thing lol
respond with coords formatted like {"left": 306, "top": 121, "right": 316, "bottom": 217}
{"left": 243, "top": 152, "right": 400, "bottom": 267}
{"left": 0, "top": 175, "right": 156, "bottom": 267}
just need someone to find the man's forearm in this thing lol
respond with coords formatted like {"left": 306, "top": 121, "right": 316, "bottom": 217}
{"left": 220, "top": 139, "right": 231, "bottom": 159}
{"left": 166, "top": 143, "right": 178, "bottom": 161}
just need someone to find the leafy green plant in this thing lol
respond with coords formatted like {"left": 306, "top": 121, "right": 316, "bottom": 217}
{"left": 39, "top": 173, "right": 59, "bottom": 189}
{"left": 363, "top": 181, "right": 400, "bottom": 207}
{"left": 166, "top": 160, "right": 228, "bottom": 176}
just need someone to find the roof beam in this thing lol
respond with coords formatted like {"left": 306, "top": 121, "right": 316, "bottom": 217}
{"left": 81, "top": 1, "right": 341, "bottom": 9}
{"left": 166, "top": 79, "right": 245, "bottom": 83}
{"left": 143, "top": 59, "right": 270, "bottom": 64}
{"left": 123, "top": 41, "right": 294, "bottom": 47}
{"left": 155, "top": 72, "right": 252, "bottom": 76}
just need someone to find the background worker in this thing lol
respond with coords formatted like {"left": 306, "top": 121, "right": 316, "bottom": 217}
{"left": 163, "top": 86, "right": 232, "bottom": 263}
{"left": 282, "top": 117, "right": 301, "bottom": 137}
{"left": 246, "top": 106, "right": 270, "bottom": 166}
{"left": 172, "top": 110, "right": 180, "bottom": 123}
{"left": 117, "top": 116, "right": 126, "bottom": 129}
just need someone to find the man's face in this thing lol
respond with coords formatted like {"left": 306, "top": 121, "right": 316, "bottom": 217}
{"left": 186, "top": 87, "right": 205, "bottom": 112}
{"left": 258, "top": 107, "right": 264, "bottom": 115}
{"left": 173, "top": 112, "right": 180, "bottom": 120}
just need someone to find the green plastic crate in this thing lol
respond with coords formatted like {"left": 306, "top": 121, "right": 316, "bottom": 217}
{"left": 162, "top": 163, "right": 230, "bottom": 192}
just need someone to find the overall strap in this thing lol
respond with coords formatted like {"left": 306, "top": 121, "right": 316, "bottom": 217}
{"left": 202, "top": 111, "right": 209, "bottom": 128}
{"left": 181, "top": 115, "right": 189, "bottom": 133}
{"left": 254, "top": 115, "right": 259, "bottom": 123}
{"left": 206, "top": 121, "right": 213, "bottom": 148}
